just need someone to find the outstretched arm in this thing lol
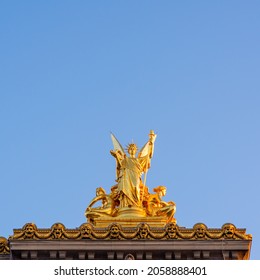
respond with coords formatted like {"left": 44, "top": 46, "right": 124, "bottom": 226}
{"left": 86, "top": 195, "right": 102, "bottom": 210}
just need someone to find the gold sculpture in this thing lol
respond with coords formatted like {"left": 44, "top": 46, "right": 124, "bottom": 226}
{"left": 85, "top": 187, "right": 118, "bottom": 224}
{"left": 85, "top": 130, "right": 176, "bottom": 226}
{"left": 146, "top": 186, "right": 176, "bottom": 223}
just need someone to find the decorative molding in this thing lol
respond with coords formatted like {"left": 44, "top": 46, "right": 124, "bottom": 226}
{"left": 5, "top": 222, "right": 252, "bottom": 243}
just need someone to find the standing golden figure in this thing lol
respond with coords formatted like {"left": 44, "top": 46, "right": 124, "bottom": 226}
{"left": 110, "top": 130, "right": 156, "bottom": 208}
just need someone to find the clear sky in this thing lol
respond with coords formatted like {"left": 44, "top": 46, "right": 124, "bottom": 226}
{"left": 0, "top": 1, "right": 259, "bottom": 259}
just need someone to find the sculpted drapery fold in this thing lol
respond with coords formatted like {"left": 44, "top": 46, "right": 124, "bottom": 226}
{"left": 110, "top": 131, "right": 156, "bottom": 208}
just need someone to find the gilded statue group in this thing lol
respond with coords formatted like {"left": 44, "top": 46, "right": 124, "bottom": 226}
{"left": 85, "top": 131, "right": 176, "bottom": 224}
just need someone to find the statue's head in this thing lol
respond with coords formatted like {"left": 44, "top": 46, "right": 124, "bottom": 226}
{"left": 138, "top": 223, "right": 150, "bottom": 239}
{"left": 96, "top": 187, "right": 106, "bottom": 196}
{"left": 153, "top": 186, "right": 167, "bottom": 196}
{"left": 222, "top": 223, "right": 236, "bottom": 239}
{"left": 0, "top": 237, "right": 8, "bottom": 253}
{"left": 193, "top": 223, "right": 207, "bottom": 239}
{"left": 23, "top": 223, "right": 37, "bottom": 239}
{"left": 109, "top": 223, "right": 121, "bottom": 239}
{"left": 126, "top": 143, "right": 138, "bottom": 157}
{"left": 51, "top": 223, "right": 65, "bottom": 239}
{"left": 79, "top": 223, "right": 92, "bottom": 238}
{"left": 166, "top": 222, "right": 177, "bottom": 238}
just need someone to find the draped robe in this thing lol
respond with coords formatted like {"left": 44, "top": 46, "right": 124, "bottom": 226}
{"left": 117, "top": 155, "right": 149, "bottom": 208}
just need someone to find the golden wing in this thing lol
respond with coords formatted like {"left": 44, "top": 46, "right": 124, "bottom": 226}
{"left": 138, "top": 140, "right": 150, "bottom": 158}
{"left": 138, "top": 133, "right": 157, "bottom": 158}
{"left": 110, "top": 133, "right": 125, "bottom": 155}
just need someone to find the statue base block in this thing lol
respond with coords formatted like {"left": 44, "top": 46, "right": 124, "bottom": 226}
{"left": 90, "top": 206, "right": 174, "bottom": 227}
{"left": 93, "top": 216, "right": 170, "bottom": 227}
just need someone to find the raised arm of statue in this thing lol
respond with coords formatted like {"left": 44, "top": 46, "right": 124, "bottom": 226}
{"left": 148, "top": 130, "right": 156, "bottom": 158}
{"left": 138, "top": 130, "right": 157, "bottom": 188}
{"left": 138, "top": 130, "right": 157, "bottom": 160}
{"left": 138, "top": 130, "right": 157, "bottom": 158}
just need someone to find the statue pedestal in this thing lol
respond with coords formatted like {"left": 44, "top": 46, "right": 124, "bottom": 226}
{"left": 90, "top": 206, "right": 172, "bottom": 228}
{"left": 93, "top": 216, "right": 169, "bottom": 227}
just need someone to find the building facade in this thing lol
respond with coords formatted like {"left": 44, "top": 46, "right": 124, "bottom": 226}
{"left": 0, "top": 221, "right": 252, "bottom": 260}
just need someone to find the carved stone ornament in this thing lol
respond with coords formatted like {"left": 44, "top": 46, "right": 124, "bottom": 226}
{"left": 9, "top": 222, "right": 252, "bottom": 241}
{"left": 0, "top": 237, "right": 10, "bottom": 254}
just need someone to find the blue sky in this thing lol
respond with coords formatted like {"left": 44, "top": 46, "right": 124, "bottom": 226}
{"left": 0, "top": 1, "right": 259, "bottom": 259}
